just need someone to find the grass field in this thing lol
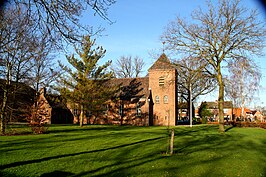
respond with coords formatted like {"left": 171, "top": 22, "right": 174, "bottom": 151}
{"left": 1, "top": 125, "right": 265, "bottom": 177}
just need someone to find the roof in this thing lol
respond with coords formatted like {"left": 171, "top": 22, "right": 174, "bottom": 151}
{"left": 148, "top": 53, "right": 176, "bottom": 71}
{"left": 107, "top": 77, "right": 149, "bottom": 97}
{"left": 204, "top": 101, "right": 233, "bottom": 109}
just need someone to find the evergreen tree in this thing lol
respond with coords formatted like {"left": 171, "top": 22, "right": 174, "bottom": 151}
{"left": 198, "top": 102, "right": 212, "bottom": 124}
{"left": 58, "top": 36, "right": 115, "bottom": 126}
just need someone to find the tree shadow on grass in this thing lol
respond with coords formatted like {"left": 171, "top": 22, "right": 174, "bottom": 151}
{"left": 0, "top": 136, "right": 164, "bottom": 170}
{"left": 74, "top": 153, "right": 162, "bottom": 177}
{"left": 2, "top": 126, "right": 265, "bottom": 176}
{"left": 46, "top": 125, "right": 139, "bottom": 134}
{"left": 225, "top": 125, "right": 234, "bottom": 132}
{"left": 40, "top": 170, "right": 74, "bottom": 177}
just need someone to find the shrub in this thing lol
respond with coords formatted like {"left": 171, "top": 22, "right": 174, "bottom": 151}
{"left": 202, "top": 116, "right": 208, "bottom": 124}
{"left": 234, "top": 121, "right": 266, "bottom": 129}
{"left": 27, "top": 100, "right": 50, "bottom": 134}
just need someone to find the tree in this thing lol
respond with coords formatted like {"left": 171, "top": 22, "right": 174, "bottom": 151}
{"left": 198, "top": 102, "right": 212, "bottom": 124}
{"left": 162, "top": 0, "right": 265, "bottom": 132}
{"left": 174, "top": 57, "right": 216, "bottom": 120}
{"left": 58, "top": 36, "right": 114, "bottom": 127}
{"left": 0, "top": 6, "right": 36, "bottom": 134}
{"left": 225, "top": 57, "right": 261, "bottom": 118}
{"left": 112, "top": 55, "right": 145, "bottom": 78}
{"left": 26, "top": 33, "right": 60, "bottom": 93}
{"left": 4, "top": 0, "right": 116, "bottom": 48}
{"left": 0, "top": 0, "right": 115, "bottom": 134}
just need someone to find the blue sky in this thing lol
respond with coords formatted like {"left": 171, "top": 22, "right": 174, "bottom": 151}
{"left": 78, "top": 0, "right": 266, "bottom": 107}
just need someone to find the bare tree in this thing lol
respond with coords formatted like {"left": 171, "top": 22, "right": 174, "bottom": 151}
{"left": 26, "top": 34, "right": 60, "bottom": 93}
{"left": 175, "top": 57, "right": 216, "bottom": 120}
{"left": 0, "top": 6, "right": 35, "bottom": 134}
{"left": 225, "top": 57, "right": 261, "bottom": 119}
{"left": 7, "top": 0, "right": 116, "bottom": 48}
{"left": 162, "top": 0, "right": 265, "bottom": 132}
{"left": 175, "top": 58, "right": 216, "bottom": 101}
{"left": 0, "top": 0, "right": 115, "bottom": 134}
{"left": 112, "top": 55, "right": 145, "bottom": 78}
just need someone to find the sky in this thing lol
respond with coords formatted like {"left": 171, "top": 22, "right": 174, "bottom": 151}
{"left": 77, "top": 0, "right": 266, "bottom": 107}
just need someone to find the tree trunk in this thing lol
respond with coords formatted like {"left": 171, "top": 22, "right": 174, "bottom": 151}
{"left": 1, "top": 88, "right": 8, "bottom": 135}
{"left": 1, "top": 66, "right": 11, "bottom": 135}
{"left": 189, "top": 83, "right": 192, "bottom": 127}
{"left": 79, "top": 104, "right": 84, "bottom": 127}
{"left": 217, "top": 70, "right": 225, "bottom": 133}
{"left": 170, "top": 129, "right": 175, "bottom": 155}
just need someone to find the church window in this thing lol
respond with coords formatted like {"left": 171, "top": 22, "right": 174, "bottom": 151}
{"left": 136, "top": 103, "right": 142, "bottom": 117}
{"left": 155, "top": 96, "right": 160, "bottom": 104}
{"left": 164, "top": 95, "right": 168, "bottom": 104}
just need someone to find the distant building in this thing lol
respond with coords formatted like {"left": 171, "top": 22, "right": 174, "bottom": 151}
{"left": 200, "top": 101, "right": 233, "bottom": 121}
{"left": 233, "top": 108, "right": 265, "bottom": 122}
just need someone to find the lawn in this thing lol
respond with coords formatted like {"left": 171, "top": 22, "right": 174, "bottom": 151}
{"left": 0, "top": 125, "right": 265, "bottom": 177}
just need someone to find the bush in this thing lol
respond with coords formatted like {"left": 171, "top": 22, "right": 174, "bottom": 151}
{"left": 27, "top": 102, "right": 50, "bottom": 134}
{"left": 234, "top": 121, "right": 266, "bottom": 129}
{"left": 28, "top": 122, "right": 49, "bottom": 134}
{"left": 202, "top": 117, "right": 208, "bottom": 124}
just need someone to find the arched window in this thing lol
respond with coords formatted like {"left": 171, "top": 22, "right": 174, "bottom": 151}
{"left": 155, "top": 96, "right": 160, "bottom": 104}
{"left": 164, "top": 95, "right": 168, "bottom": 104}
{"left": 136, "top": 103, "right": 141, "bottom": 117}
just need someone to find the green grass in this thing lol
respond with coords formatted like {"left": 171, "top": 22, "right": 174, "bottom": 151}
{"left": 1, "top": 125, "right": 265, "bottom": 177}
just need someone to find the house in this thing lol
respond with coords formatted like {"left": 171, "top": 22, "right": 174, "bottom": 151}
{"left": 201, "top": 101, "right": 233, "bottom": 121}
{"left": 233, "top": 108, "right": 264, "bottom": 122}
{"left": 233, "top": 107, "right": 251, "bottom": 119}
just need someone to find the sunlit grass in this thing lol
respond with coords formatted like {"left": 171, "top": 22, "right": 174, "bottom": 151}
{"left": 1, "top": 125, "right": 265, "bottom": 177}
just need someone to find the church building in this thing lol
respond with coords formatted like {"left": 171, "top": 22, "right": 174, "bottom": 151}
{"left": 72, "top": 53, "right": 179, "bottom": 126}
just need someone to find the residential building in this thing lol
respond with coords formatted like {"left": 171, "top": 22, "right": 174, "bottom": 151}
{"left": 201, "top": 101, "right": 233, "bottom": 121}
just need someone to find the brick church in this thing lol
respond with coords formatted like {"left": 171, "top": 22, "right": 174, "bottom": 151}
{"left": 73, "top": 53, "right": 178, "bottom": 126}
{"left": 37, "top": 53, "right": 178, "bottom": 126}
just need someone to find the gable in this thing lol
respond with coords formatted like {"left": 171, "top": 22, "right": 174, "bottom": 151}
{"left": 148, "top": 53, "right": 176, "bottom": 71}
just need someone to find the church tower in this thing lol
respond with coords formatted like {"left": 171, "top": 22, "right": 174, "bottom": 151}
{"left": 148, "top": 54, "right": 177, "bottom": 126}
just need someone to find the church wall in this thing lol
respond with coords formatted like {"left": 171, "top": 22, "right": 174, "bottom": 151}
{"left": 149, "top": 69, "right": 177, "bottom": 126}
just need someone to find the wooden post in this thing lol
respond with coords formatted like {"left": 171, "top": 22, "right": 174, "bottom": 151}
{"left": 170, "top": 128, "right": 174, "bottom": 155}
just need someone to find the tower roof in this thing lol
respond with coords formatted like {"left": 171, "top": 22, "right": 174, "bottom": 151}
{"left": 148, "top": 53, "right": 175, "bottom": 71}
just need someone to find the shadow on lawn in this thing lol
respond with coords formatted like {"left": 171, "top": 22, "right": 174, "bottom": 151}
{"left": 2, "top": 126, "right": 265, "bottom": 176}
{"left": 40, "top": 170, "right": 74, "bottom": 177}
{"left": 47, "top": 125, "right": 140, "bottom": 134}
{"left": 69, "top": 126, "right": 232, "bottom": 176}
{"left": 0, "top": 136, "right": 164, "bottom": 170}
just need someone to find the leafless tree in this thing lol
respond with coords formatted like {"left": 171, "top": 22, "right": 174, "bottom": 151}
{"left": 26, "top": 34, "right": 60, "bottom": 93}
{"left": 6, "top": 0, "right": 116, "bottom": 48}
{"left": 0, "top": 0, "right": 115, "bottom": 134}
{"left": 112, "top": 55, "right": 145, "bottom": 78}
{"left": 225, "top": 57, "right": 261, "bottom": 118}
{"left": 0, "top": 6, "right": 35, "bottom": 134}
{"left": 175, "top": 57, "right": 216, "bottom": 119}
{"left": 162, "top": 0, "right": 265, "bottom": 132}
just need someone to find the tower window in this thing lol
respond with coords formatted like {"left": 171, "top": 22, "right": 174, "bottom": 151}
{"left": 164, "top": 95, "right": 168, "bottom": 104}
{"left": 159, "top": 77, "right": 165, "bottom": 86}
{"left": 155, "top": 96, "right": 160, "bottom": 104}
